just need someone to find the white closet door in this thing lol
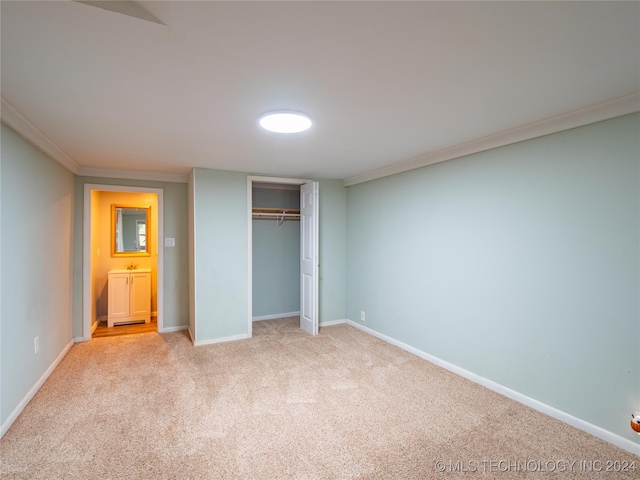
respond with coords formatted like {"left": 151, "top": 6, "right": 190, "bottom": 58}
{"left": 300, "top": 181, "right": 319, "bottom": 335}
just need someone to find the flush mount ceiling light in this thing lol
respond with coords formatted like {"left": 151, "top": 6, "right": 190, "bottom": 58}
{"left": 259, "top": 110, "right": 312, "bottom": 133}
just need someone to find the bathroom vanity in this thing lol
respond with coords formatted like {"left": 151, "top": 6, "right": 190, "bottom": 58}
{"left": 107, "top": 268, "right": 151, "bottom": 327}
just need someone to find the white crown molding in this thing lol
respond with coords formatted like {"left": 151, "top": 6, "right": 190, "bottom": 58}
{"left": 343, "top": 92, "right": 640, "bottom": 187}
{"left": 0, "top": 96, "right": 187, "bottom": 183}
{"left": 1, "top": 96, "right": 80, "bottom": 174}
{"left": 78, "top": 167, "right": 189, "bottom": 183}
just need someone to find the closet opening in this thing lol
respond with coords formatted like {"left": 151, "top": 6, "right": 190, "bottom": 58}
{"left": 247, "top": 176, "right": 318, "bottom": 338}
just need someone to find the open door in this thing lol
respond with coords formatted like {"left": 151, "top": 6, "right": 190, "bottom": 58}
{"left": 300, "top": 181, "right": 319, "bottom": 335}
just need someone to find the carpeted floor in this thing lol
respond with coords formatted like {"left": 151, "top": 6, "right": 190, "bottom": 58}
{"left": 1, "top": 317, "right": 637, "bottom": 479}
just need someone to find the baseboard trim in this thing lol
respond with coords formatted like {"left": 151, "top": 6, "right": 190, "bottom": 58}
{"left": 193, "top": 333, "right": 249, "bottom": 346}
{"left": 159, "top": 325, "right": 188, "bottom": 333}
{"left": 252, "top": 311, "right": 300, "bottom": 321}
{"left": 319, "top": 319, "right": 347, "bottom": 327}
{"left": 1, "top": 338, "right": 74, "bottom": 439}
{"left": 91, "top": 318, "right": 101, "bottom": 334}
{"left": 345, "top": 320, "right": 640, "bottom": 457}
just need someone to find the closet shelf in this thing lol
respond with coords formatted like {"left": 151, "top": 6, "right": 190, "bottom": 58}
{"left": 252, "top": 207, "right": 300, "bottom": 222}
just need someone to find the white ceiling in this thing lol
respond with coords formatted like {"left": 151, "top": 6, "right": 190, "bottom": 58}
{"left": 1, "top": 1, "right": 639, "bottom": 182}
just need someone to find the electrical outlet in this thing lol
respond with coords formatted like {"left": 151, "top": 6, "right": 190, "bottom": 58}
{"left": 34, "top": 337, "right": 39, "bottom": 354}
{"left": 360, "top": 311, "right": 366, "bottom": 322}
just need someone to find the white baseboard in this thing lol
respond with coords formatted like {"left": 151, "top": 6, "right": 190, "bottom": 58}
{"left": 252, "top": 311, "right": 300, "bottom": 321}
{"left": 74, "top": 317, "right": 101, "bottom": 343}
{"left": 345, "top": 320, "right": 640, "bottom": 457}
{"left": 319, "top": 319, "right": 347, "bottom": 327}
{"left": 1, "top": 338, "right": 74, "bottom": 439}
{"left": 91, "top": 318, "right": 101, "bottom": 334}
{"left": 159, "top": 325, "right": 188, "bottom": 333}
{"left": 193, "top": 333, "right": 249, "bottom": 346}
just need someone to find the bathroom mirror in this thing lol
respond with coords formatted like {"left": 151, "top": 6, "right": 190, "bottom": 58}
{"left": 111, "top": 204, "right": 150, "bottom": 256}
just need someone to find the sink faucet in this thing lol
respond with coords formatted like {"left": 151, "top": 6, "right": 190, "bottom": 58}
{"left": 126, "top": 263, "right": 138, "bottom": 270}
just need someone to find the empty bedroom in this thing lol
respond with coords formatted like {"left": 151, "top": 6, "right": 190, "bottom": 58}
{"left": 1, "top": 1, "right": 639, "bottom": 478}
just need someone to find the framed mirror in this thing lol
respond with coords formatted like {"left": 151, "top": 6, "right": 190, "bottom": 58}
{"left": 111, "top": 204, "right": 151, "bottom": 256}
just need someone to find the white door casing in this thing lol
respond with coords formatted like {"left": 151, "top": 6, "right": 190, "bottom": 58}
{"left": 300, "top": 181, "right": 319, "bottom": 335}
{"left": 81, "top": 184, "right": 163, "bottom": 342}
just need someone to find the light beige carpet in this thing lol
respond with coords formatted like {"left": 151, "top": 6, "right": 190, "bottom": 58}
{"left": 1, "top": 318, "right": 637, "bottom": 479}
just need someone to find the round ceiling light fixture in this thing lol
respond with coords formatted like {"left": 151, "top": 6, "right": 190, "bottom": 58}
{"left": 259, "top": 110, "right": 312, "bottom": 133}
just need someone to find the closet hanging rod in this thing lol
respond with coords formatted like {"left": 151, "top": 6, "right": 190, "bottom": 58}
{"left": 252, "top": 208, "right": 300, "bottom": 225}
{"left": 252, "top": 208, "right": 300, "bottom": 215}
{"left": 252, "top": 213, "right": 299, "bottom": 217}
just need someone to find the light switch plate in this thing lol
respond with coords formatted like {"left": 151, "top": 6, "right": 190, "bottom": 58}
{"left": 164, "top": 237, "right": 175, "bottom": 247}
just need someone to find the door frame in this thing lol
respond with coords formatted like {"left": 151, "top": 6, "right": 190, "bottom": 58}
{"left": 82, "top": 183, "right": 164, "bottom": 341}
{"left": 246, "top": 175, "right": 318, "bottom": 338}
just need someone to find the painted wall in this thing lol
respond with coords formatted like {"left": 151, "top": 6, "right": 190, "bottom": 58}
{"left": 73, "top": 176, "right": 189, "bottom": 334}
{"left": 191, "top": 170, "right": 348, "bottom": 342}
{"left": 318, "top": 179, "right": 348, "bottom": 324}
{"left": 93, "top": 191, "right": 159, "bottom": 320}
{"left": 346, "top": 113, "right": 640, "bottom": 444}
{"left": 188, "top": 170, "right": 195, "bottom": 339}
{"left": 1, "top": 124, "right": 75, "bottom": 427}
{"left": 191, "top": 168, "right": 249, "bottom": 341}
{"left": 252, "top": 187, "right": 300, "bottom": 318}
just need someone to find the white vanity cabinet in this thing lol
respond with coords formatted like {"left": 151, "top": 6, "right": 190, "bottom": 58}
{"left": 107, "top": 269, "right": 151, "bottom": 327}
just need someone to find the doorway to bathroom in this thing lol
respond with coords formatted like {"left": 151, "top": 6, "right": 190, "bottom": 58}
{"left": 82, "top": 184, "right": 164, "bottom": 341}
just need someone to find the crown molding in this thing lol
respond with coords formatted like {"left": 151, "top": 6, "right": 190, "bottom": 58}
{"left": 343, "top": 92, "right": 640, "bottom": 187}
{"left": 0, "top": 96, "right": 187, "bottom": 183}
{"left": 1, "top": 96, "right": 80, "bottom": 174}
{"left": 78, "top": 167, "right": 189, "bottom": 183}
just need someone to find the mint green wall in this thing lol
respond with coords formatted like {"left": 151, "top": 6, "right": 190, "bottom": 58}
{"left": 73, "top": 176, "right": 189, "bottom": 334}
{"left": 346, "top": 113, "right": 640, "bottom": 443}
{"left": 253, "top": 187, "right": 300, "bottom": 210}
{"left": 1, "top": 124, "right": 75, "bottom": 426}
{"left": 192, "top": 168, "right": 249, "bottom": 340}
{"left": 191, "top": 171, "right": 348, "bottom": 342}
{"left": 318, "top": 179, "right": 347, "bottom": 323}
{"left": 252, "top": 188, "right": 300, "bottom": 317}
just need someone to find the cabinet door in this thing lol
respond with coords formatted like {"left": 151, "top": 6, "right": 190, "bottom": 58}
{"left": 129, "top": 272, "right": 151, "bottom": 316}
{"left": 108, "top": 273, "right": 130, "bottom": 318}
